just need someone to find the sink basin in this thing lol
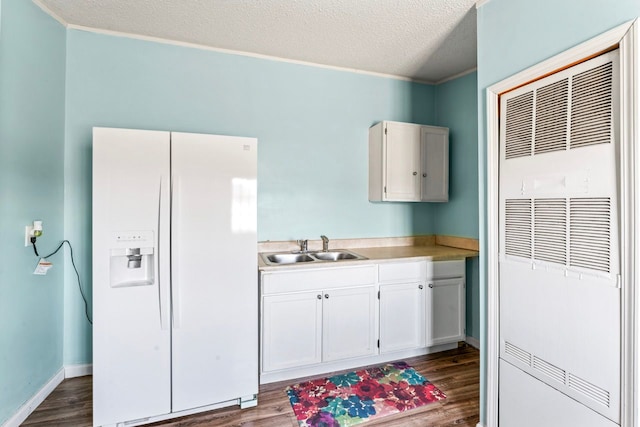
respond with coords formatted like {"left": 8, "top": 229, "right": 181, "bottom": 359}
{"left": 265, "top": 253, "right": 315, "bottom": 264}
{"left": 261, "top": 249, "right": 367, "bottom": 266}
{"left": 311, "top": 251, "right": 359, "bottom": 261}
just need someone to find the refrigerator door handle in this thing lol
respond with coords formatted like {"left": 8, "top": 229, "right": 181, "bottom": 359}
{"left": 171, "top": 176, "right": 181, "bottom": 329}
{"left": 158, "top": 176, "right": 169, "bottom": 330}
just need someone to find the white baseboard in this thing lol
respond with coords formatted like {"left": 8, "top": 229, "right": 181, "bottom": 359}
{"left": 64, "top": 363, "right": 92, "bottom": 378}
{"left": 466, "top": 336, "right": 480, "bottom": 349}
{"left": 1, "top": 364, "right": 93, "bottom": 427}
{"left": 2, "top": 368, "right": 64, "bottom": 427}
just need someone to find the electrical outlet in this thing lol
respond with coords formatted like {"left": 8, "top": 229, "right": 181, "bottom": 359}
{"left": 25, "top": 225, "right": 34, "bottom": 247}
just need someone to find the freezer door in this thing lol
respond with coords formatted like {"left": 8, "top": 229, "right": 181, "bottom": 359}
{"left": 170, "top": 132, "right": 258, "bottom": 412}
{"left": 92, "top": 127, "right": 171, "bottom": 426}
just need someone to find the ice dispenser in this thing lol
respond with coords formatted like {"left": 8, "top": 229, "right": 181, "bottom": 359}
{"left": 110, "top": 231, "right": 155, "bottom": 287}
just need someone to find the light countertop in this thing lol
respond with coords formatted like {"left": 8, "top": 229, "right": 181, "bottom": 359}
{"left": 258, "top": 244, "right": 478, "bottom": 271}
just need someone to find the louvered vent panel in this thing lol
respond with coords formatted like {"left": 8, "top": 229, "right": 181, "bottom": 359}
{"left": 534, "top": 199, "right": 567, "bottom": 264}
{"left": 532, "top": 356, "right": 566, "bottom": 384}
{"left": 504, "top": 341, "right": 532, "bottom": 366}
{"left": 505, "top": 92, "right": 533, "bottom": 159}
{"left": 568, "top": 373, "right": 610, "bottom": 407}
{"left": 569, "top": 198, "right": 611, "bottom": 273}
{"left": 534, "top": 79, "right": 569, "bottom": 155}
{"left": 505, "top": 199, "right": 532, "bottom": 258}
{"left": 570, "top": 62, "right": 613, "bottom": 149}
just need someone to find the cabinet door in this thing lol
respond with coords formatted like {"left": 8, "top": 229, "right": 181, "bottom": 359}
{"left": 322, "top": 286, "right": 378, "bottom": 362}
{"left": 262, "top": 292, "right": 323, "bottom": 372}
{"left": 420, "top": 127, "right": 449, "bottom": 201}
{"left": 379, "top": 282, "right": 426, "bottom": 353}
{"left": 427, "top": 278, "right": 465, "bottom": 345}
{"left": 385, "top": 122, "right": 421, "bottom": 201}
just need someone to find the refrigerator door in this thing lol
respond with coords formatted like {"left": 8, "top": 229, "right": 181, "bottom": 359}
{"left": 92, "top": 127, "right": 171, "bottom": 426}
{"left": 170, "top": 132, "right": 258, "bottom": 412}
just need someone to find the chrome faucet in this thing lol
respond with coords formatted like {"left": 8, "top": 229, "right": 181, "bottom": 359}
{"left": 321, "top": 235, "right": 329, "bottom": 252}
{"left": 296, "top": 239, "right": 308, "bottom": 253}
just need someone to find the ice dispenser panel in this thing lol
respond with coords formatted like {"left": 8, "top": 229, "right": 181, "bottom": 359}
{"left": 110, "top": 231, "right": 155, "bottom": 287}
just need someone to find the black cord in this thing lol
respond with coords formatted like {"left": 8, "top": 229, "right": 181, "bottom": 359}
{"left": 39, "top": 240, "right": 93, "bottom": 325}
{"left": 31, "top": 237, "right": 39, "bottom": 257}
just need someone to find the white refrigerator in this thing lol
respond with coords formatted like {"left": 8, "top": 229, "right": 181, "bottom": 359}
{"left": 92, "top": 127, "right": 258, "bottom": 427}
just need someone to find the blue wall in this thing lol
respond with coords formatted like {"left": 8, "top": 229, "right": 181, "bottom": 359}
{"left": 476, "top": 0, "right": 640, "bottom": 423}
{"left": 433, "top": 72, "right": 480, "bottom": 340}
{"left": 63, "top": 29, "right": 439, "bottom": 364}
{"left": 0, "top": 0, "right": 66, "bottom": 423}
{"left": 434, "top": 72, "right": 479, "bottom": 239}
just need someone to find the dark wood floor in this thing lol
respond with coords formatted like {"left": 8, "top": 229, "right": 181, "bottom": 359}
{"left": 23, "top": 345, "right": 479, "bottom": 426}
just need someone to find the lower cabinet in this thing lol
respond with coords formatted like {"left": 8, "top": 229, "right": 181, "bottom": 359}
{"left": 261, "top": 265, "right": 378, "bottom": 375}
{"left": 260, "top": 259, "right": 466, "bottom": 383}
{"left": 262, "top": 291, "right": 322, "bottom": 372}
{"left": 322, "top": 286, "right": 378, "bottom": 362}
{"left": 427, "top": 277, "right": 466, "bottom": 346}
{"left": 378, "top": 260, "right": 428, "bottom": 354}
{"left": 379, "top": 282, "right": 426, "bottom": 354}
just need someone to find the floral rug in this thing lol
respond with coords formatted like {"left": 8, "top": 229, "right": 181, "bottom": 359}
{"left": 285, "top": 361, "right": 446, "bottom": 427}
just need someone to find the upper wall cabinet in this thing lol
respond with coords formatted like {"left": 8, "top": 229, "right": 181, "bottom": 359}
{"left": 369, "top": 121, "right": 449, "bottom": 202}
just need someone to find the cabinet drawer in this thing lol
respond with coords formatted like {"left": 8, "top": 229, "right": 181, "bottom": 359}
{"left": 427, "top": 260, "right": 465, "bottom": 279}
{"left": 262, "top": 264, "right": 377, "bottom": 294}
{"left": 378, "top": 261, "right": 426, "bottom": 283}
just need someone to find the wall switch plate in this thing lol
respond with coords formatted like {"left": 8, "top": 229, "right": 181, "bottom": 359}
{"left": 25, "top": 225, "right": 34, "bottom": 247}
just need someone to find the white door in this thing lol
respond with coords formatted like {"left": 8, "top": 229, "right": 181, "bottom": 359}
{"left": 498, "top": 51, "right": 621, "bottom": 423}
{"left": 92, "top": 128, "right": 171, "bottom": 426}
{"left": 171, "top": 132, "right": 258, "bottom": 412}
{"left": 379, "top": 282, "right": 426, "bottom": 353}
{"left": 262, "top": 292, "right": 323, "bottom": 372}
{"left": 322, "top": 286, "right": 378, "bottom": 362}
{"left": 385, "top": 122, "right": 421, "bottom": 201}
{"left": 427, "top": 278, "right": 465, "bottom": 346}
{"left": 420, "top": 127, "right": 449, "bottom": 202}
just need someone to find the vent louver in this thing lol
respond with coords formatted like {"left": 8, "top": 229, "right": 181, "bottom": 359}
{"left": 505, "top": 197, "right": 613, "bottom": 273}
{"left": 504, "top": 341, "right": 531, "bottom": 366}
{"left": 505, "top": 199, "right": 532, "bottom": 258}
{"left": 504, "top": 342, "right": 612, "bottom": 409}
{"left": 534, "top": 199, "right": 567, "bottom": 264}
{"left": 570, "top": 62, "right": 613, "bottom": 149}
{"left": 535, "top": 79, "right": 569, "bottom": 155}
{"left": 505, "top": 92, "right": 534, "bottom": 159}
{"left": 533, "top": 356, "right": 566, "bottom": 384}
{"left": 503, "top": 61, "right": 613, "bottom": 160}
{"left": 568, "top": 373, "right": 611, "bottom": 408}
{"left": 569, "top": 198, "right": 611, "bottom": 273}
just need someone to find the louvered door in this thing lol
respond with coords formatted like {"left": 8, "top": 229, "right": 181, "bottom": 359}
{"left": 498, "top": 50, "right": 621, "bottom": 425}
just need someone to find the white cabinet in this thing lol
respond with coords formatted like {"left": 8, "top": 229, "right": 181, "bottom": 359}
{"left": 322, "top": 286, "right": 378, "bottom": 361}
{"left": 426, "top": 261, "right": 466, "bottom": 346}
{"left": 369, "top": 121, "right": 449, "bottom": 202}
{"left": 260, "top": 265, "right": 378, "bottom": 375}
{"left": 378, "top": 261, "right": 427, "bottom": 353}
{"left": 259, "top": 259, "right": 467, "bottom": 384}
{"left": 379, "top": 282, "right": 426, "bottom": 353}
{"left": 262, "top": 291, "right": 323, "bottom": 372}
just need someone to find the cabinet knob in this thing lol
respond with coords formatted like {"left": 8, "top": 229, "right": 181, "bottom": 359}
{"left": 317, "top": 294, "right": 322, "bottom": 300}
{"left": 419, "top": 284, "right": 424, "bottom": 290}
{"left": 324, "top": 294, "right": 329, "bottom": 299}
{"left": 413, "top": 171, "right": 418, "bottom": 176}
{"left": 422, "top": 173, "right": 427, "bottom": 178}
{"left": 428, "top": 283, "right": 434, "bottom": 288}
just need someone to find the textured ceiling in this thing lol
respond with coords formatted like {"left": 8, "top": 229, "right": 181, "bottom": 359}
{"left": 35, "top": 0, "right": 477, "bottom": 83}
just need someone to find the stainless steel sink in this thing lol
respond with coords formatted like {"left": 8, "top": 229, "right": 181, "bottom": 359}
{"left": 311, "top": 251, "right": 359, "bottom": 261}
{"left": 265, "top": 253, "right": 315, "bottom": 264}
{"left": 261, "top": 249, "right": 367, "bottom": 266}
